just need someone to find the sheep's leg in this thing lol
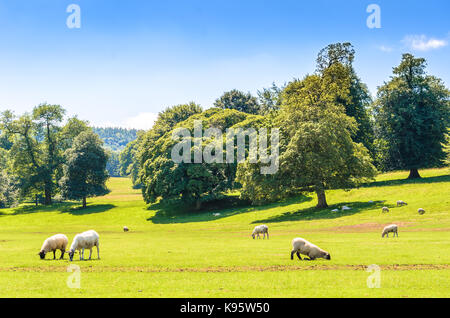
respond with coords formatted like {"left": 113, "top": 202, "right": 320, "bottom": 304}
{"left": 89, "top": 248, "right": 92, "bottom": 260}
{"left": 97, "top": 244, "right": 100, "bottom": 260}
{"left": 60, "top": 249, "right": 65, "bottom": 260}
{"left": 291, "top": 250, "right": 302, "bottom": 260}
{"left": 266, "top": 231, "right": 269, "bottom": 240}
{"left": 53, "top": 250, "right": 56, "bottom": 260}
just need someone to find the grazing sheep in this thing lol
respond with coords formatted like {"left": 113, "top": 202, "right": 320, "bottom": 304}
{"left": 123, "top": 226, "right": 129, "bottom": 232}
{"left": 252, "top": 225, "right": 269, "bottom": 239}
{"left": 382, "top": 206, "right": 389, "bottom": 213}
{"left": 331, "top": 209, "right": 339, "bottom": 212}
{"left": 38, "top": 234, "right": 69, "bottom": 260}
{"left": 291, "top": 237, "right": 331, "bottom": 261}
{"left": 341, "top": 206, "right": 351, "bottom": 211}
{"left": 382, "top": 224, "right": 398, "bottom": 238}
{"left": 418, "top": 208, "right": 426, "bottom": 215}
{"left": 68, "top": 230, "right": 100, "bottom": 261}
{"left": 397, "top": 200, "right": 407, "bottom": 207}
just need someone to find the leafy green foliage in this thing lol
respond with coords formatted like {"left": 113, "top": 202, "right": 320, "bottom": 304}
{"left": 257, "top": 83, "right": 284, "bottom": 115}
{"left": 120, "top": 103, "right": 203, "bottom": 189}
{"left": 373, "top": 53, "right": 450, "bottom": 176}
{"left": 214, "top": 89, "right": 260, "bottom": 114}
{"left": 0, "top": 148, "right": 19, "bottom": 208}
{"left": 140, "top": 108, "right": 263, "bottom": 209}
{"left": 316, "top": 43, "right": 375, "bottom": 158}
{"left": 59, "top": 131, "right": 110, "bottom": 208}
{"left": 238, "top": 63, "right": 377, "bottom": 208}
{"left": 0, "top": 106, "right": 92, "bottom": 205}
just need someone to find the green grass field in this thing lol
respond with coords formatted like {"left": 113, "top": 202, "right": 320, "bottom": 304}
{"left": 0, "top": 168, "right": 449, "bottom": 298}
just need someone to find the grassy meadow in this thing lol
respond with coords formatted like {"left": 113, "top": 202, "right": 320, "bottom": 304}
{"left": 0, "top": 168, "right": 449, "bottom": 298}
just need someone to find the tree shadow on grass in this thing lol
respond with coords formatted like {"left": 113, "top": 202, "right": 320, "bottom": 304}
{"left": 251, "top": 200, "right": 389, "bottom": 224}
{"left": 147, "top": 195, "right": 312, "bottom": 224}
{"left": 2, "top": 202, "right": 115, "bottom": 216}
{"left": 362, "top": 174, "right": 450, "bottom": 188}
{"left": 6, "top": 202, "right": 78, "bottom": 216}
{"left": 60, "top": 204, "right": 116, "bottom": 215}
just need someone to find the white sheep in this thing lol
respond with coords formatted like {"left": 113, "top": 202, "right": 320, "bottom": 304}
{"left": 291, "top": 237, "right": 331, "bottom": 261}
{"left": 397, "top": 200, "right": 407, "bottom": 207}
{"left": 38, "top": 234, "right": 68, "bottom": 260}
{"left": 382, "top": 206, "right": 389, "bottom": 213}
{"left": 382, "top": 224, "right": 398, "bottom": 238}
{"left": 341, "top": 206, "right": 351, "bottom": 211}
{"left": 252, "top": 225, "right": 269, "bottom": 239}
{"left": 418, "top": 208, "right": 426, "bottom": 215}
{"left": 68, "top": 230, "right": 100, "bottom": 261}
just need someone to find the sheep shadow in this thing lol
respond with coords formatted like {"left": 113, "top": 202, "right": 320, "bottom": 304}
{"left": 251, "top": 200, "right": 387, "bottom": 224}
{"left": 147, "top": 195, "right": 312, "bottom": 224}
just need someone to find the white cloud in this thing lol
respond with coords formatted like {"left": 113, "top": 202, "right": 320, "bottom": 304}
{"left": 93, "top": 112, "right": 158, "bottom": 130}
{"left": 378, "top": 45, "right": 393, "bottom": 52}
{"left": 122, "top": 112, "right": 158, "bottom": 130}
{"left": 402, "top": 35, "right": 448, "bottom": 51}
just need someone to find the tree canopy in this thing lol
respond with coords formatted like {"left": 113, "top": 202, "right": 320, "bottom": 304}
{"left": 373, "top": 53, "right": 450, "bottom": 178}
{"left": 59, "top": 131, "right": 110, "bottom": 208}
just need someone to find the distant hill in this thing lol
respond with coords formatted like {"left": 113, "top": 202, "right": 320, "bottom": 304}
{"left": 93, "top": 127, "right": 143, "bottom": 177}
{"left": 92, "top": 127, "right": 142, "bottom": 152}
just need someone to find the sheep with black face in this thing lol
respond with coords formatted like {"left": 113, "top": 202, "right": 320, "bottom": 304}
{"left": 290, "top": 237, "right": 331, "bottom": 261}
{"left": 68, "top": 230, "right": 100, "bottom": 261}
{"left": 38, "top": 234, "right": 68, "bottom": 260}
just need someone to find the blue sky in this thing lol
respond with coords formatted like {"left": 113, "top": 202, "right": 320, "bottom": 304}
{"left": 0, "top": 0, "right": 449, "bottom": 129}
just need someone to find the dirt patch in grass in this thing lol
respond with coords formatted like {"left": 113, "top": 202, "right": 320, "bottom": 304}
{"left": 315, "top": 222, "right": 416, "bottom": 233}
{"left": 1, "top": 264, "right": 448, "bottom": 273}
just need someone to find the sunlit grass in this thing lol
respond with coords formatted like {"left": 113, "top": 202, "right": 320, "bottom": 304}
{"left": 0, "top": 168, "right": 449, "bottom": 297}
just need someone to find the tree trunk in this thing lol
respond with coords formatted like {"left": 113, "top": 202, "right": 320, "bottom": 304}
{"left": 44, "top": 183, "right": 52, "bottom": 205}
{"left": 408, "top": 168, "right": 421, "bottom": 179}
{"left": 82, "top": 197, "right": 87, "bottom": 209}
{"left": 195, "top": 200, "right": 202, "bottom": 210}
{"left": 316, "top": 189, "right": 328, "bottom": 209}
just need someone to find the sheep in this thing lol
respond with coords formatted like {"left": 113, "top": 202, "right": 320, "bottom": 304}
{"left": 252, "top": 225, "right": 269, "bottom": 239}
{"left": 341, "top": 206, "right": 351, "bottom": 211}
{"left": 397, "top": 200, "right": 407, "bottom": 207}
{"left": 123, "top": 226, "right": 129, "bottom": 232}
{"left": 382, "top": 206, "right": 389, "bottom": 213}
{"left": 68, "top": 230, "right": 100, "bottom": 261}
{"left": 38, "top": 234, "right": 69, "bottom": 260}
{"left": 382, "top": 224, "right": 398, "bottom": 238}
{"left": 290, "top": 237, "right": 331, "bottom": 261}
{"left": 418, "top": 208, "right": 426, "bottom": 215}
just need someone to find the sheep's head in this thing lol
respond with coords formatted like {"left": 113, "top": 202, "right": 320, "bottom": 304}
{"left": 38, "top": 251, "right": 46, "bottom": 259}
{"left": 324, "top": 252, "right": 331, "bottom": 260}
{"left": 251, "top": 233, "right": 255, "bottom": 239}
{"left": 68, "top": 250, "right": 75, "bottom": 261}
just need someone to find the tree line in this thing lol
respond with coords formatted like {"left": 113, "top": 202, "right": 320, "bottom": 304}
{"left": 1, "top": 42, "right": 449, "bottom": 211}
{"left": 0, "top": 106, "right": 109, "bottom": 208}
{"left": 118, "top": 43, "right": 449, "bottom": 210}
